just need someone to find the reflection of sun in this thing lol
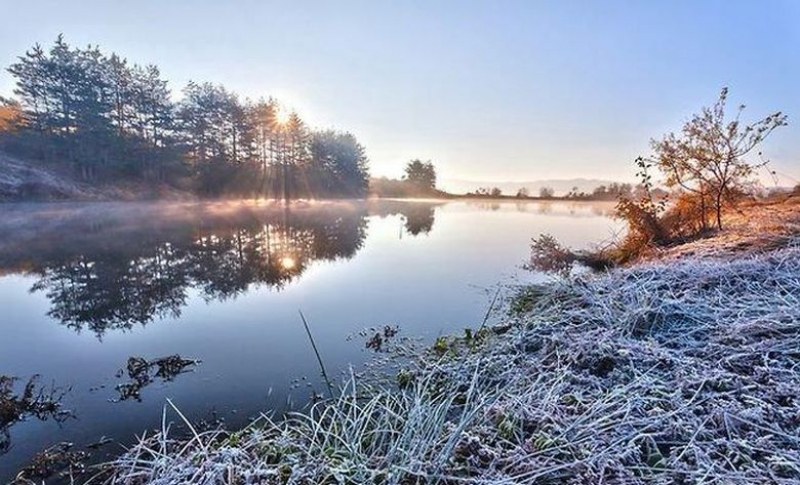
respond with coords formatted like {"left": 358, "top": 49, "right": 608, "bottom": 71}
{"left": 280, "top": 256, "right": 296, "bottom": 270}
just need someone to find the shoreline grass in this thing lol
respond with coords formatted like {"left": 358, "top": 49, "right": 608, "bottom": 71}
{"left": 87, "top": 227, "right": 800, "bottom": 483}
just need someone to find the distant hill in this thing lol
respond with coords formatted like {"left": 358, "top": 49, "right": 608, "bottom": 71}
{"left": 441, "top": 178, "right": 623, "bottom": 196}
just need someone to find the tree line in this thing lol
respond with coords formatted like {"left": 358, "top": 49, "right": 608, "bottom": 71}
{"left": 0, "top": 36, "right": 370, "bottom": 198}
{"left": 464, "top": 183, "right": 667, "bottom": 200}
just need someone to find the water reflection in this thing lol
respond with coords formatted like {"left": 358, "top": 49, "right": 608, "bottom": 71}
{"left": 0, "top": 200, "right": 617, "bottom": 337}
{"left": 463, "top": 200, "right": 616, "bottom": 217}
{"left": 0, "top": 201, "right": 441, "bottom": 336}
{"left": 401, "top": 204, "right": 435, "bottom": 235}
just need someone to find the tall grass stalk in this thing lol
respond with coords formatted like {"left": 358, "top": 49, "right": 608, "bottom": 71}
{"left": 298, "top": 310, "right": 334, "bottom": 400}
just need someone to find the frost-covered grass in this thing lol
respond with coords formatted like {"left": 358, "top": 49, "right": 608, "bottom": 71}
{"left": 90, "top": 369, "right": 496, "bottom": 484}
{"left": 95, "top": 239, "right": 800, "bottom": 484}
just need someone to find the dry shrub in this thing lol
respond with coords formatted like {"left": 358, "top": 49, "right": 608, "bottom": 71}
{"left": 530, "top": 188, "right": 747, "bottom": 271}
{"left": 657, "top": 192, "right": 713, "bottom": 240}
{"left": 526, "top": 234, "right": 615, "bottom": 274}
{"left": 1, "top": 375, "right": 72, "bottom": 457}
{"left": 611, "top": 197, "right": 666, "bottom": 263}
{"left": 525, "top": 234, "right": 575, "bottom": 275}
{"left": 611, "top": 190, "right": 734, "bottom": 265}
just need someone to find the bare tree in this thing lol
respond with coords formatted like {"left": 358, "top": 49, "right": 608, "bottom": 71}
{"left": 649, "top": 88, "right": 786, "bottom": 229}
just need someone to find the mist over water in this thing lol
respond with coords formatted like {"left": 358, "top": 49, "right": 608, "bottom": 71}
{"left": 0, "top": 199, "right": 619, "bottom": 479}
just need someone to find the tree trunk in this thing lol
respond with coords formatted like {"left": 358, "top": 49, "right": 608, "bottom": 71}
{"left": 283, "top": 162, "right": 289, "bottom": 203}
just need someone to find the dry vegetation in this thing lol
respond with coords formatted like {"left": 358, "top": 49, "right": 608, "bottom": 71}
{"left": 0, "top": 151, "right": 195, "bottom": 202}
{"left": 650, "top": 196, "right": 800, "bottom": 261}
{"left": 1, "top": 375, "right": 72, "bottom": 459}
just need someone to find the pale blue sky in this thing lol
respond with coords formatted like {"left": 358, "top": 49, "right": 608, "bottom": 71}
{"left": 1, "top": 0, "right": 798, "bottom": 187}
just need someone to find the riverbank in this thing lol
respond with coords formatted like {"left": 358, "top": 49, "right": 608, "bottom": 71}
{"left": 0, "top": 153, "right": 196, "bottom": 202}
{"left": 18, "top": 201, "right": 800, "bottom": 484}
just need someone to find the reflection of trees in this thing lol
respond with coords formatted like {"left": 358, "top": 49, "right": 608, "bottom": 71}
{"left": 365, "top": 200, "right": 441, "bottom": 237}
{"left": 187, "top": 216, "right": 364, "bottom": 300}
{"left": 401, "top": 204, "right": 435, "bottom": 235}
{"left": 466, "top": 201, "right": 501, "bottom": 212}
{"left": 463, "top": 200, "right": 616, "bottom": 218}
{"left": 31, "top": 247, "right": 189, "bottom": 335}
{"left": 1, "top": 203, "right": 368, "bottom": 336}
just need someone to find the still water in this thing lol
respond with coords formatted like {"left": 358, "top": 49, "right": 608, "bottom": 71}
{"left": 0, "top": 199, "right": 618, "bottom": 479}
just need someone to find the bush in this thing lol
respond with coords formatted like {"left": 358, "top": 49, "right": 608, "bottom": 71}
{"left": 658, "top": 192, "right": 715, "bottom": 240}
{"left": 525, "top": 234, "right": 575, "bottom": 275}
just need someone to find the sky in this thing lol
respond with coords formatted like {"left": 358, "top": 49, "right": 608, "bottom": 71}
{"left": 1, "top": 0, "right": 799, "bottom": 189}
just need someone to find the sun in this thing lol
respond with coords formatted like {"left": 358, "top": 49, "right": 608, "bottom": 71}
{"left": 274, "top": 105, "right": 291, "bottom": 125}
{"left": 280, "top": 256, "right": 296, "bottom": 270}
